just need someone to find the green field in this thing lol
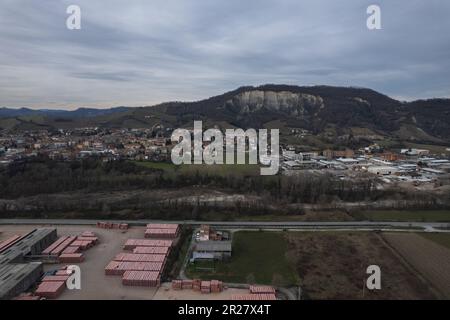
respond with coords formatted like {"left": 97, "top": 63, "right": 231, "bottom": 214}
{"left": 186, "top": 231, "right": 299, "bottom": 286}
{"left": 420, "top": 233, "right": 450, "bottom": 250}
{"left": 131, "top": 161, "right": 177, "bottom": 171}
{"left": 361, "top": 210, "right": 450, "bottom": 222}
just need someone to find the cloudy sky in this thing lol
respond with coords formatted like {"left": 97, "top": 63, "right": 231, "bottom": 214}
{"left": 1, "top": 0, "right": 449, "bottom": 109}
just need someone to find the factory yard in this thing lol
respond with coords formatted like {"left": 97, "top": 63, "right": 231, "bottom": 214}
{"left": 285, "top": 232, "right": 437, "bottom": 300}
{"left": 2, "top": 224, "right": 450, "bottom": 300}
{"left": 383, "top": 233, "right": 450, "bottom": 299}
{"left": 0, "top": 225, "right": 158, "bottom": 300}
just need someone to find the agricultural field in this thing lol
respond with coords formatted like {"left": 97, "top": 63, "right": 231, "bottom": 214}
{"left": 285, "top": 232, "right": 436, "bottom": 299}
{"left": 186, "top": 231, "right": 299, "bottom": 286}
{"left": 360, "top": 210, "right": 450, "bottom": 222}
{"left": 383, "top": 233, "right": 450, "bottom": 299}
{"left": 420, "top": 233, "right": 450, "bottom": 250}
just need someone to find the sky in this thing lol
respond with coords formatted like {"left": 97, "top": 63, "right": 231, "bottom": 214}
{"left": 0, "top": 0, "right": 449, "bottom": 109}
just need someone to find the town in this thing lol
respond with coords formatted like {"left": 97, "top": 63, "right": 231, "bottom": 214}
{"left": 1, "top": 127, "right": 449, "bottom": 190}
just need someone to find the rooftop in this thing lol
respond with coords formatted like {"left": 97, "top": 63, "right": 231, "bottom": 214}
{"left": 195, "top": 241, "right": 232, "bottom": 252}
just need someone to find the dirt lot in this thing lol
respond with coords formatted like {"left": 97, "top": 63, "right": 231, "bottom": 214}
{"left": 383, "top": 233, "right": 450, "bottom": 299}
{"left": 285, "top": 231, "right": 437, "bottom": 300}
{"left": 0, "top": 225, "right": 158, "bottom": 300}
{"left": 153, "top": 282, "right": 248, "bottom": 300}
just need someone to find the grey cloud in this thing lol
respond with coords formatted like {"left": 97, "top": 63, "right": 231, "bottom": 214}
{"left": 70, "top": 71, "right": 142, "bottom": 82}
{"left": 0, "top": 0, "right": 449, "bottom": 108}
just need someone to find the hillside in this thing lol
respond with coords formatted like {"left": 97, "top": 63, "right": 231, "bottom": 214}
{"left": 1, "top": 85, "right": 449, "bottom": 146}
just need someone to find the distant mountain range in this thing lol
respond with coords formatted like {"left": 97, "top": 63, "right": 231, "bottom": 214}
{"left": 1, "top": 85, "right": 449, "bottom": 146}
{"left": 0, "top": 106, "right": 130, "bottom": 118}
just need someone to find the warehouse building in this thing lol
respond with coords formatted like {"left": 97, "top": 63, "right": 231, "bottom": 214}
{"left": 0, "top": 228, "right": 57, "bottom": 300}
{"left": 193, "top": 241, "right": 232, "bottom": 261}
{"left": 368, "top": 166, "right": 399, "bottom": 176}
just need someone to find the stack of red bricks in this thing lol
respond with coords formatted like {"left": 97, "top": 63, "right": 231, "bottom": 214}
{"left": 145, "top": 223, "right": 179, "bottom": 239}
{"left": 182, "top": 279, "right": 193, "bottom": 290}
{"left": 34, "top": 266, "right": 72, "bottom": 299}
{"left": 123, "top": 239, "right": 173, "bottom": 250}
{"left": 105, "top": 225, "right": 177, "bottom": 287}
{"left": 122, "top": 271, "right": 161, "bottom": 287}
{"left": 192, "top": 279, "right": 201, "bottom": 291}
{"left": 172, "top": 279, "right": 182, "bottom": 290}
{"left": 104, "top": 261, "right": 165, "bottom": 276}
{"left": 201, "top": 281, "right": 211, "bottom": 294}
{"left": 170, "top": 279, "right": 195, "bottom": 290}
{"left": 97, "top": 222, "right": 129, "bottom": 230}
{"left": 172, "top": 278, "right": 223, "bottom": 293}
{"left": 41, "top": 231, "right": 99, "bottom": 263}
{"left": 231, "top": 285, "right": 277, "bottom": 300}
{"left": 211, "top": 280, "right": 223, "bottom": 293}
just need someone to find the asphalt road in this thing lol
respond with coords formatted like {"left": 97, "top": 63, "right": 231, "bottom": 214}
{"left": 0, "top": 218, "right": 449, "bottom": 230}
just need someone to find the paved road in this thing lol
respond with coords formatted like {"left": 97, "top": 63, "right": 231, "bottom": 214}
{"left": 0, "top": 218, "right": 449, "bottom": 230}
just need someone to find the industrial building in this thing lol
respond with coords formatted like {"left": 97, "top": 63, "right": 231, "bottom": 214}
{"left": 197, "top": 225, "right": 230, "bottom": 241}
{"left": 0, "top": 228, "right": 57, "bottom": 300}
{"left": 193, "top": 241, "right": 232, "bottom": 261}
{"left": 367, "top": 166, "right": 399, "bottom": 176}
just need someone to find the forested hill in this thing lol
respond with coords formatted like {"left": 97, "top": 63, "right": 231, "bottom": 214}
{"left": 1, "top": 85, "right": 449, "bottom": 144}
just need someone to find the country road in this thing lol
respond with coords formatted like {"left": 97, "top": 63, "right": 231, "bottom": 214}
{"left": 0, "top": 218, "right": 449, "bottom": 231}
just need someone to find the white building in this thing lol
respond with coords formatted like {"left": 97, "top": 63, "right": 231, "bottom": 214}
{"left": 400, "top": 148, "right": 430, "bottom": 156}
{"left": 368, "top": 166, "right": 399, "bottom": 175}
{"left": 336, "top": 158, "right": 360, "bottom": 165}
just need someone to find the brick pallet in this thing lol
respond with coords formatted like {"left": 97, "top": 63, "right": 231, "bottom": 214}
{"left": 104, "top": 261, "right": 164, "bottom": 276}
{"left": 172, "top": 279, "right": 182, "bottom": 290}
{"left": 114, "top": 253, "right": 166, "bottom": 263}
{"left": 231, "top": 293, "right": 276, "bottom": 300}
{"left": 59, "top": 253, "right": 84, "bottom": 263}
{"left": 77, "top": 236, "right": 99, "bottom": 244}
{"left": 42, "top": 275, "right": 70, "bottom": 282}
{"left": 97, "top": 222, "right": 129, "bottom": 230}
{"left": 81, "top": 231, "right": 96, "bottom": 237}
{"left": 35, "top": 281, "right": 66, "bottom": 299}
{"left": 182, "top": 280, "right": 193, "bottom": 289}
{"left": 211, "top": 280, "right": 223, "bottom": 293}
{"left": 145, "top": 228, "right": 179, "bottom": 239}
{"left": 249, "top": 285, "right": 276, "bottom": 294}
{"left": 42, "top": 236, "right": 70, "bottom": 255}
{"left": 201, "top": 281, "right": 211, "bottom": 294}
{"left": 62, "top": 246, "right": 80, "bottom": 254}
{"left": 71, "top": 240, "right": 93, "bottom": 250}
{"left": 146, "top": 223, "right": 179, "bottom": 230}
{"left": 123, "top": 239, "right": 172, "bottom": 250}
{"left": 192, "top": 279, "right": 201, "bottom": 291}
{"left": 51, "top": 236, "right": 77, "bottom": 256}
{"left": 122, "top": 271, "right": 161, "bottom": 287}
{"left": 133, "top": 246, "right": 169, "bottom": 255}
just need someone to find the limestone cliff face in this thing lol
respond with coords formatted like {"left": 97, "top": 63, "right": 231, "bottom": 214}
{"left": 224, "top": 90, "right": 324, "bottom": 117}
